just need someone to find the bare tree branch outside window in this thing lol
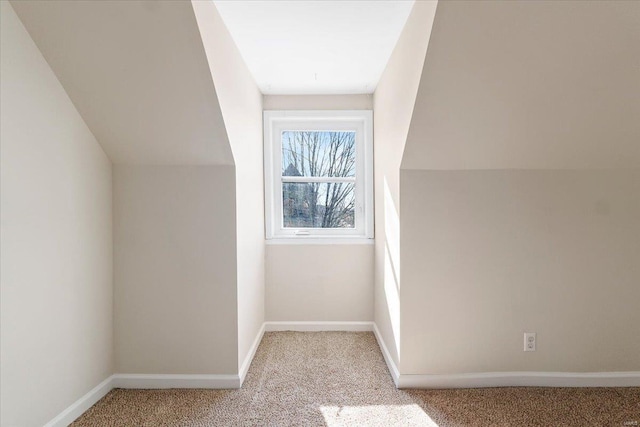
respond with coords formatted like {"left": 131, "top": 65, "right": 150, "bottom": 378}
{"left": 281, "top": 131, "right": 356, "bottom": 228}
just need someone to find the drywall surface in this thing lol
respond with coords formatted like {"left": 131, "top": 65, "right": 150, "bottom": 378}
{"left": 263, "top": 95, "right": 373, "bottom": 110}
{"left": 113, "top": 165, "right": 238, "bottom": 374}
{"left": 397, "top": 0, "right": 640, "bottom": 376}
{"left": 400, "top": 169, "right": 640, "bottom": 374}
{"left": 262, "top": 95, "right": 375, "bottom": 322}
{"left": 1, "top": 3, "right": 113, "bottom": 425}
{"left": 266, "top": 244, "right": 374, "bottom": 321}
{"left": 214, "top": 1, "right": 414, "bottom": 94}
{"left": 193, "top": 1, "right": 265, "bottom": 370}
{"left": 10, "top": 0, "right": 233, "bottom": 165}
{"left": 402, "top": 0, "right": 640, "bottom": 170}
{"left": 372, "top": 1, "right": 437, "bottom": 368}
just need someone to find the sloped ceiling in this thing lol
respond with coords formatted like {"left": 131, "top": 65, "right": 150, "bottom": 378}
{"left": 402, "top": 0, "right": 640, "bottom": 170}
{"left": 213, "top": 0, "right": 414, "bottom": 95}
{"left": 11, "top": 0, "right": 233, "bottom": 165}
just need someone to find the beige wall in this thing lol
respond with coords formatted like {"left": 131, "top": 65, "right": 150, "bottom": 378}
{"left": 264, "top": 94, "right": 372, "bottom": 110}
{"left": 399, "top": 0, "right": 640, "bottom": 375}
{"left": 114, "top": 165, "right": 238, "bottom": 374}
{"left": 263, "top": 95, "right": 375, "bottom": 322}
{"left": 266, "top": 244, "right": 374, "bottom": 321}
{"left": 372, "top": 1, "right": 437, "bottom": 367}
{"left": 401, "top": 169, "right": 640, "bottom": 374}
{"left": 10, "top": 0, "right": 234, "bottom": 166}
{"left": 1, "top": 3, "right": 113, "bottom": 426}
{"left": 402, "top": 0, "right": 640, "bottom": 171}
{"left": 193, "top": 1, "right": 265, "bottom": 372}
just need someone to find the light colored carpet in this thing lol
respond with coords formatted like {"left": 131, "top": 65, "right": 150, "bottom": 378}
{"left": 73, "top": 332, "right": 639, "bottom": 426}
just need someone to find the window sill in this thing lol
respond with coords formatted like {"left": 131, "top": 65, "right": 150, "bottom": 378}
{"left": 265, "top": 237, "right": 375, "bottom": 245}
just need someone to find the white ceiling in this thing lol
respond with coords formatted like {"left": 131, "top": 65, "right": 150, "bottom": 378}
{"left": 214, "top": 0, "right": 415, "bottom": 95}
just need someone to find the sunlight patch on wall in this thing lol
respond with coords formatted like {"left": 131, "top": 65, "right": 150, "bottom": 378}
{"left": 384, "top": 177, "right": 401, "bottom": 285}
{"left": 384, "top": 242, "right": 401, "bottom": 357}
{"left": 383, "top": 176, "right": 401, "bottom": 356}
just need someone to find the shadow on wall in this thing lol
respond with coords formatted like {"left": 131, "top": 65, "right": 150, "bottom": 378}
{"left": 383, "top": 177, "right": 401, "bottom": 357}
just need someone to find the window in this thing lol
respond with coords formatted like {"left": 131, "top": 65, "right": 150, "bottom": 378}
{"left": 264, "top": 110, "right": 373, "bottom": 241}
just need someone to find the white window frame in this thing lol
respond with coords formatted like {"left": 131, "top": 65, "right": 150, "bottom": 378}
{"left": 264, "top": 110, "right": 374, "bottom": 242}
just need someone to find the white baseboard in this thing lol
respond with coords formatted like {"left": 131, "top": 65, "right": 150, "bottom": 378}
{"left": 264, "top": 321, "right": 374, "bottom": 332}
{"left": 112, "top": 373, "right": 240, "bottom": 389}
{"left": 370, "top": 323, "right": 640, "bottom": 389}
{"left": 45, "top": 324, "right": 270, "bottom": 426}
{"left": 45, "top": 323, "right": 640, "bottom": 427}
{"left": 43, "top": 375, "right": 115, "bottom": 427}
{"left": 239, "top": 322, "right": 265, "bottom": 386}
{"left": 44, "top": 372, "right": 244, "bottom": 426}
{"left": 372, "top": 323, "right": 400, "bottom": 386}
{"left": 397, "top": 371, "right": 640, "bottom": 389}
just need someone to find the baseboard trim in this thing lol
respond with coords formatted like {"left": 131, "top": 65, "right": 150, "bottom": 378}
{"left": 264, "top": 321, "right": 374, "bottom": 332}
{"left": 372, "top": 323, "right": 400, "bottom": 386}
{"left": 44, "top": 325, "right": 269, "bottom": 426}
{"left": 45, "top": 324, "right": 640, "bottom": 426}
{"left": 45, "top": 371, "right": 244, "bottom": 426}
{"left": 397, "top": 371, "right": 640, "bottom": 389}
{"left": 43, "top": 375, "right": 114, "bottom": 427}
{"left": 112, "top": 373, "right": 240, "bottom": 389}
{"left": 370, "top": 323, "right": 640, "bottom": 389}
{"left": 239, "top": 322, "right": 265, "bottom": 386}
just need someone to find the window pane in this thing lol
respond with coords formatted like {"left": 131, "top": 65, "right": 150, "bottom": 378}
{"left": 282, "top": 131, "right": 356, "bottom": 177}
{"left": 283, "top": 182, "right": 355, "bottom": 228}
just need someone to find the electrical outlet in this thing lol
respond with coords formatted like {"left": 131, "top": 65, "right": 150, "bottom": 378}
{"left": 524, "top": 332, "right": 536, "bottom": 351}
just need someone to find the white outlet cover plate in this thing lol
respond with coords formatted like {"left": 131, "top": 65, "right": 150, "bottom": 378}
{"left": 524, "top": 332, "right": 537, "bottom": 352}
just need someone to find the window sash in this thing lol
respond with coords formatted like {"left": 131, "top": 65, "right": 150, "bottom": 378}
{"left": 281, "top": 129, "right": 357, "bottom": 179}
{"left": 264, "top": 110, "right": 373, "bottom": 240}
{"left": 281, "top": 176, "right": 356, "bottom": 183}
{"left": 281, "top": 181, "right": 357, "bottom": 230}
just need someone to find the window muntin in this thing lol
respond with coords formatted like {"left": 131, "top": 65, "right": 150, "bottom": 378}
{"left": 264, "top": 111, "right": 373, "bottom": 240}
